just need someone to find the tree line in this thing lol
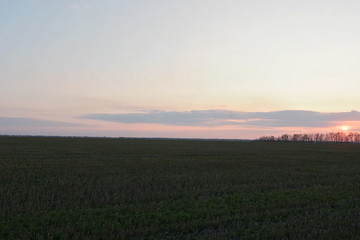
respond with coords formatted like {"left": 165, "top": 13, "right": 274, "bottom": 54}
{"left": 257, "top": 132, "right": 360, "bottom": 143}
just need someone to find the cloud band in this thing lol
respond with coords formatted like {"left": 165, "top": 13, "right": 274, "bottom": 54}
{"left": 81, "top": 110, "right": 360, "bottom": 128}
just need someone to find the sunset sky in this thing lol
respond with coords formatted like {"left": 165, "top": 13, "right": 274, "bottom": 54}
{"left": 2, "top": 0, "right": 360, "bottom": 138}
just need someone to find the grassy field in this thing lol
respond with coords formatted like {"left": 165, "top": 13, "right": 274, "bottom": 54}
{"left": 1, "top": 136, "right": 360, "bottom": 239}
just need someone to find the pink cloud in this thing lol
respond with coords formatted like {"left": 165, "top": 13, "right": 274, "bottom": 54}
{"left": 67, "top": 0, "right": 89, "bottom": 9}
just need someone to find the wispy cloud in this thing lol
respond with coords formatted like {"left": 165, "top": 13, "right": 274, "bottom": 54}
{"left": 68, "top": 4, "right": 81, "bottom": 9}
{"left": 67, "top": 0, "right": 89, "bottom": 9}
{"left": 81, "top": 110, "right": 360, "bottom": 128}
{"left": 0, "top": 117, "right": 79, "bottom": 127}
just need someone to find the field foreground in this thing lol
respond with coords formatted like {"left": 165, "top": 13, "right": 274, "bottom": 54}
{"left": 1, "top": 136, "right": 360, "bottom": 239}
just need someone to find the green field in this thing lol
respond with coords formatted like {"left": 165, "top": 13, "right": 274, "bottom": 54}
{"left": 1, "top": 136, "right": 360, "bottom": 239}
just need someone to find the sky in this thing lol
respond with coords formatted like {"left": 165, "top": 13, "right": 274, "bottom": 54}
{"left": 1, "top": 0, "right": 360, "bottom": 139}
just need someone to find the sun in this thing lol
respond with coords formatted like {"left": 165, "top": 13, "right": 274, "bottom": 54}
{"left": 340, "top": 125, "right": 350, "bottom": 131}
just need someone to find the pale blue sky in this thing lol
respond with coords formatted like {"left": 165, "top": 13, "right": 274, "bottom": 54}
{"left": 1, "top": 0, "right": 360, "bottom": 138}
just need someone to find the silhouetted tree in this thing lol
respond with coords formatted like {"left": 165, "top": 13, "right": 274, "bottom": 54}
{"left": 256, "top": 131, "right": 360, "bottom": 143}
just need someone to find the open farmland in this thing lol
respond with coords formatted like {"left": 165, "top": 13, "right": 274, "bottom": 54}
{"left": 1, "top": 136, "right": 360, "bottom": 239}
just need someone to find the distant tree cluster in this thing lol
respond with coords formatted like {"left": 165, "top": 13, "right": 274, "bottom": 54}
{"left": 257, "top": 132, "right": 360, "bottom": 143}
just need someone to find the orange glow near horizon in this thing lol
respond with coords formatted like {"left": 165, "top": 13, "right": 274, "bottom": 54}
{"left": 340, "top": 125, "right": 350, "bottom": 131}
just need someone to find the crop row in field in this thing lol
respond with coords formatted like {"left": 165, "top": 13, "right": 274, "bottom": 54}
{"left": 1, "top": 136, "right": 360, "bottom": 239}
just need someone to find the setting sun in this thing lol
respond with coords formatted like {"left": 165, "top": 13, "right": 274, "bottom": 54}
{"left": 340, "top": 125, "right": 350, "bottom": 131}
